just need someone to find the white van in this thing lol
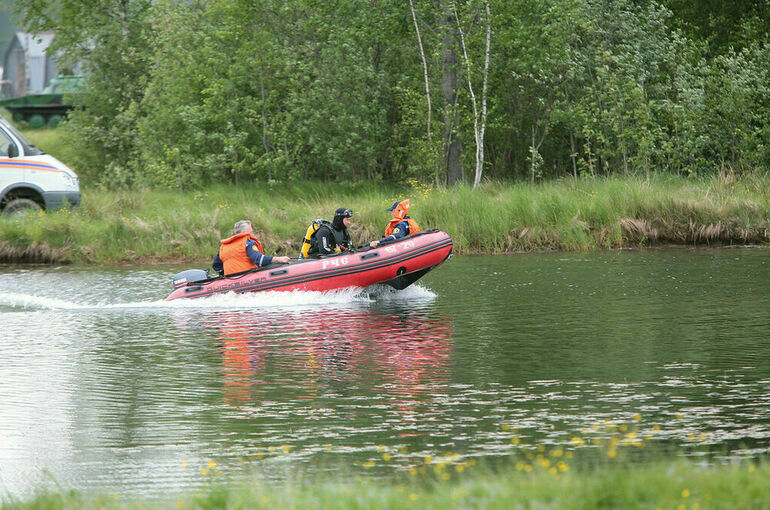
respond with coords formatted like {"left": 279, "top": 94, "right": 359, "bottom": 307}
{"left": 0, "top": 116, "right": 80, "bottom": 216}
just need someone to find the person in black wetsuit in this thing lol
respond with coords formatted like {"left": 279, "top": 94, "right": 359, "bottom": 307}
{"left": 307, "top": 207, "right": 353, "bottom": 257}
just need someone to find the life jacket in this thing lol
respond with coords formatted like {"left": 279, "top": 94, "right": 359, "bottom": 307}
{"left": 384, "top": 199, "right": 421, "bottom": 238}
{"left": 385, "top": 217, "right": 421, "bottom": 238}
{"left": 219, "top": 232, "right": 265, "bottom": 275}
{"left": 300, "top": 219, "right": 332, "bottom": 258}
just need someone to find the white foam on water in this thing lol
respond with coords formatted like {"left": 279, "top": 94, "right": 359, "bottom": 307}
{"left": 0, "top": 284, "right": 435, "bottom": 312}
{"left": 0, "top": 292, "right": 87, "bottom": 310}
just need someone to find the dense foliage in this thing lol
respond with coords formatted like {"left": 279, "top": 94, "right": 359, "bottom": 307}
{"left": 9, "top": 0, "right": 770, "bottom": 188}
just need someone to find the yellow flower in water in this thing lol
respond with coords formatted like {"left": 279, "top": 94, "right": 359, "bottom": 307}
{"left": 676, "top": 413, "right": 684, "bottom": 419}
{"left": 207, "top": 460, "right": 217, "bottom": 469}
{"left": 550, "top": 448, "right": 564, "bottom": 458}
{"left": 570, "top": 437, "right": 585, "bottom": 447}
{"left": 537, "top": 445, "right": 545, "bottom": 452}
{"left": 681, "top": 489, "right": 690, "bottom": 498}
{"left": 409, "top": 493, "right": 418, "bottom": 502}
{"left": 200, "top": 467, "right": 208, "bottom": 476}
{"left": 619, "top": 424, "right": 628, "bottom": 432}
{"left": 511, "top": 437, "right": 520, "bottom": 445}
{"left": 363, "top": 460, "right": 376, "bottom": 469}
{"left": 424, "top": 456, "right": 433, "bottom": 464}
{"left": 378, "top": 445, "right": 386, "bottom": 452}
{"left": 748, "top": 465, "right": 756, "bottom": 473}
{"left": 633, "top": 413, "right": 642, "bottom": 421}
{"left": 677, "top": 505, "right": 686, "bottom": 510}
{"left": 549, "top": 467, "right": 558, "bottom": 476}
{"left": 325, "top": 445, "right": 332, "bottom": 452}
{"left": 268, "top": 446, "right": 276, "bottom": 453}
{"left": 501, "top": 423, "right": 510, "bottom": 431}
{"left": 409, "top": 468, "right": 418, "bottom": 476}
{"left": 653, "top": 425, "right": 661, "bottom": 431}
{"left": 181, "top": 460, "right": 189, "bottom": 469}
{"left": 282, "top": 444, "right": 291, "bottom": 453}
{"left": 558, "top": 462, "right": 569, "bottom": 472}
{"left": 608, "top": 449, "right": 617, "bottom": 459}
{"left": 382, "top": 453, "right": 391, "bottom": 462}
{"left": 455, "top": 464, "right": 464, "bottom": 473}
{"left": 524, "top": 464, "right": 533, "bottom": 472}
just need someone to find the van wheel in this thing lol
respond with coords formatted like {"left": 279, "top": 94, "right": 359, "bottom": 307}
{"left": 3, "top": 198, "right": 42, "bottom": 217}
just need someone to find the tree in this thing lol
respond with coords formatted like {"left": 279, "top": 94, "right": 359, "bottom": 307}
{"left": 11, "top": 0, "right": 154, "bottom": 187}
{"left": 454, "top": 0, "right": 491, "bottom": 188}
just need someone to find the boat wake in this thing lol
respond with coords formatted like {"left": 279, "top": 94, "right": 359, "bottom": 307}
{"left": 0, "top": 285, "right": 436, "bottom": 312}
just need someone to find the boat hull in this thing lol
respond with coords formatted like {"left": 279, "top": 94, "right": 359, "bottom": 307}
{"left": 165, "top": 230, "right": 452, "bottom": 301}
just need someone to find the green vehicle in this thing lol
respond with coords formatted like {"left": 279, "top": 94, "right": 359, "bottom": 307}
{"left": 0, "top": 75, "right": 82, "bottom": 128}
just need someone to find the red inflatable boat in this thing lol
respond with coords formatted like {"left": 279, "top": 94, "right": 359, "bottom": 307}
{"left": 165, "top": 229, "right": 452, "bottom": 301}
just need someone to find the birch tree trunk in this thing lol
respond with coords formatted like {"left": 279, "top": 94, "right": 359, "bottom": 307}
{"left": 455, "top": 1, "right": 491, "bottom": 190}
{"left": 408, "top": 0, "right": 439, "bottom": 184}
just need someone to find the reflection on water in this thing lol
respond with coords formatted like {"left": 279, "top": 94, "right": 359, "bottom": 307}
{"left": 1, "top": 248, "right": 769, "bottom": 498}
{"left": 203, "top": 306, "right": 452, "bottom": 407}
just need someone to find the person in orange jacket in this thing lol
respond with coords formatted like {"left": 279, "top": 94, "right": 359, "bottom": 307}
{"left": 369, "top": 199, "right": 421, "bottom": 248}
{"left": 213, "top": 220, "right": 290, "bottom": 276}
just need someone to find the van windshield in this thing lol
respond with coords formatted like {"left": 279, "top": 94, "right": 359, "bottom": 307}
{"left": 1, "top": 121, "right": 44, "bottom": 156}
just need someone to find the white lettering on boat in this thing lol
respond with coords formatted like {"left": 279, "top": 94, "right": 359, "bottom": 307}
{"left": 322, "top": 256, "right": 349, "bottom": 270}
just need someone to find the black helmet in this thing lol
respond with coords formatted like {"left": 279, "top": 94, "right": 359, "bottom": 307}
{"left": 335, "top": 207, "right": 353, "bottom": 218}
{"left": 333, "top": 208, "right": 353, "bottom": 229}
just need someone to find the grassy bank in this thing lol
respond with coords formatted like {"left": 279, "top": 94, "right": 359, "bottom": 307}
{"left": 2, "top": 173, "right": 770, "bottom": 264}
{"left": 2, "top": 126, "right": 770, "bottom": 264}
{"left": 3, "top": 457, "right": 767, "bottom": 510}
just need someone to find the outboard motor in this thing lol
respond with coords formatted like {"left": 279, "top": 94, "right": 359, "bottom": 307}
{"left": 172, "top": 269, "right": 209, "bottom": 289}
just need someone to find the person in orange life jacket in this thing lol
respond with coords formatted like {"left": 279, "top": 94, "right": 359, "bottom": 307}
{"left": 212, "top": 220, "right": 291, "bottom": 276}
{"left": 308, "top": 208, "right": 353, "bottom": 257}
{"left": 369, "top": 199, "right": 421, "bottom": 248}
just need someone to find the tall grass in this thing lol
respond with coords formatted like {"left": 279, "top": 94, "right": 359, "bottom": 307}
{"left": 2, "top": 173, "right": 770, "bottom": 264}
{"left": 4, "top": 127, "right": 770, "bottom": 263}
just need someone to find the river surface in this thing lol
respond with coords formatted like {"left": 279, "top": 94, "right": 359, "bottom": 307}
{"left": 1, "top": 249, "right": 769, "bottom": 498}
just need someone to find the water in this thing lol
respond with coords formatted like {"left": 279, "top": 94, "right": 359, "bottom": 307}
{"left": 1, "top": 248, "right": 769, "bottom": 498}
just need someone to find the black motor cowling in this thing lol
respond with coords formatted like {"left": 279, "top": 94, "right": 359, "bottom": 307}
{"left": 172, "top": 269, "right": 209, "bottom": 289}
